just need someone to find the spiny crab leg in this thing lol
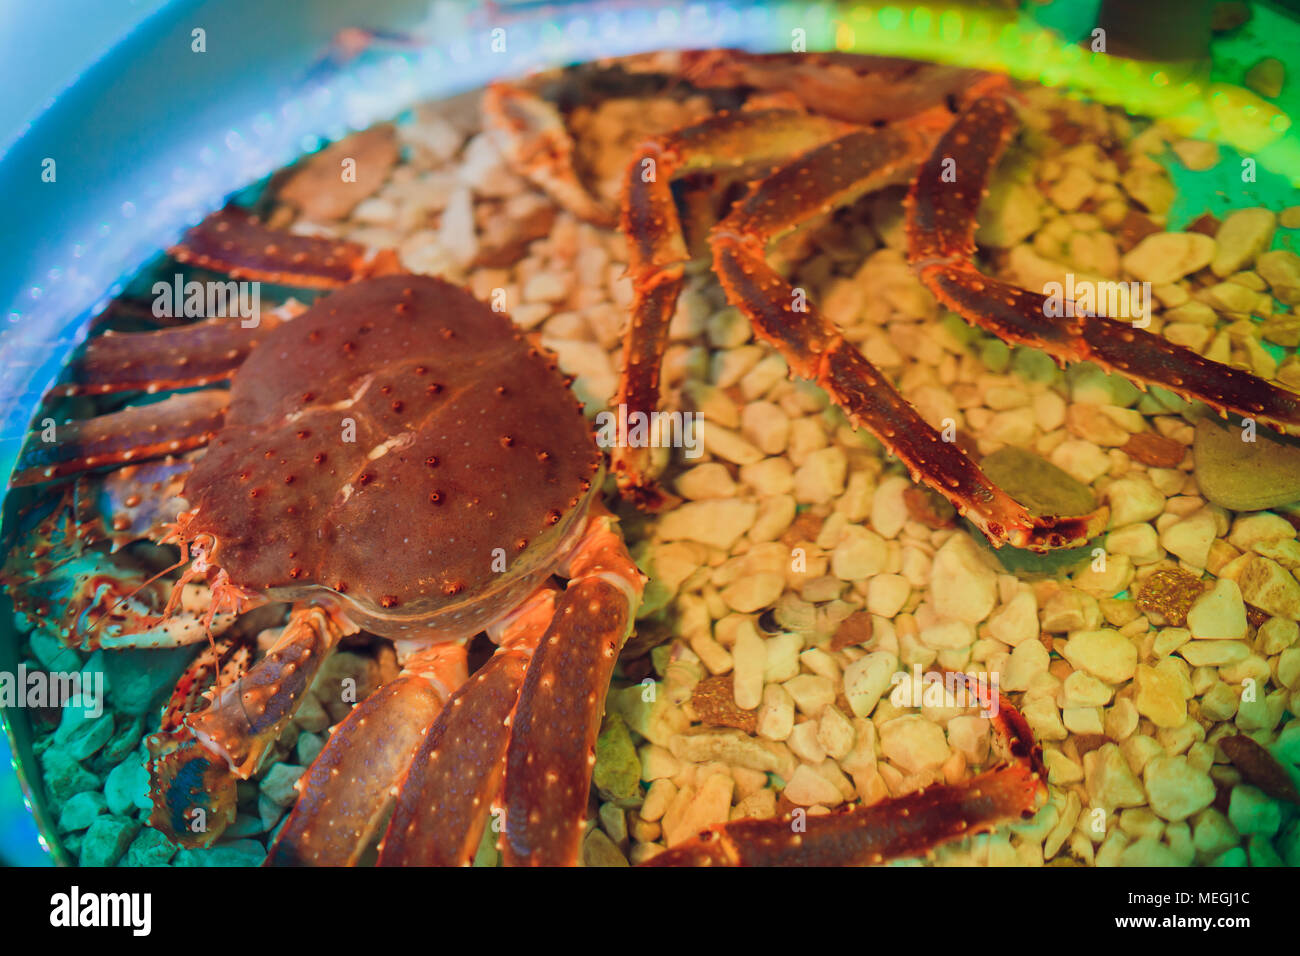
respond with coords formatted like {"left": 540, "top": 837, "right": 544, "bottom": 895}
{"left": 375, "top": 585, "right": 560, "bottom": 866}
{"left": 268, "top": 642, "right": 469, "bottom": 866}
{"left": 49, "top": 303, "right": 299, "bottom": 398}
{"left": 170, "top": 206, "right": 402, "bottom": 288}
{"left": 147, "top": 603, "right": 354, "bottom": 848}
{"left": 11, "top": 390, "right": 229, "bottom": 488}
{"left": 648, "top": 673, "right": 1045, "bottom": 866}
{"left": 908, "top": 95, "right": 1300, "bottom": 436}
{"left": 614, "top": 109, "right": 852, "bottom": 506}
{"left": 702, "top": 119, "right": 1105, "bottom": 549}
{"left": 483, "top": 82, "right": 620, "bottom": 228}
{"left": 501, "top": 507, "right": 645, "bottom": 865}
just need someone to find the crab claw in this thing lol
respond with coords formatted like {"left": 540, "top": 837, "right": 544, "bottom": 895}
{"left": 146, "top": 726, "right": 240, "bottom": 849}
{"left": 145, "top": 604, "right": 353, "bottom": 847}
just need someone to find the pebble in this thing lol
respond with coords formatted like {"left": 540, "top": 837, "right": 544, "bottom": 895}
{"left": 756, "top": 683, "right": 796, "bottom": 740}
{"left": 58, "top": 790, "right": 107, "bottom": 832}
{"left": 1179, "top": 640, "right": 1249, "bottom": 667}
{"left": 175, "top": 840, "right": 267, "bottom": 867}
{"left": 1158, "top": 508, "right": 1217, "bottom": 569}
{"left": 783, "top": 764, "right": 844, "bottom": 807}
{"left": 260, "top": 763, "right": 305, "bottom": 808}
{"left": 783, "top": 674, "right": 836, "bottom": 717}
{"left": 1104, "top": 476, "right": 1166, "bottom": 527}
{"left": 981, "top": 446, "right": 1098, "bottom": 518}
{"left": 741, "top": 402, "right": 790, "bottom": 455}
{"left": 721, "top": 572, "right": 785, "bottom": 614}
{"left": 664, "top": 773, "right": 734, "bottom": 845}
{"left": 731, "top": 623, "right": 766, "bottom": 710}
{"left": 1133, "top": 662, "right": 1188, "bottom": 728}
{"left": 1185, "top": 578, "right": 1247, "bottom": 639}
{"left": 817, "top": 706, "right": 856, "bottom": 760}
{"left": 1195, "top": 417, "right": 1300, "bottom": 511}
{"left": 582, "top": 828, "right": 629, "bottom": 867}
{"left": 831, "top": 527, "right": 889, "bottom": 580}
{"left": 987, "top": 590, "right": 1039, "bottom": 646}
{"left": 1237, "top": 556, "right": 1300, "bottom": 620}
{"left": 1085, "top": 743, "right": 1146, "bottom": 810}
{"left": 674, "top": 463, "right": 736, "bottom": 500}
{"left": 80, "top": 816, "right": 140, "bottom": 867}
{"left": 1049, "top": 439, "right": 1111, "bottom": 485}
{"left": 125, "top": 827, "right": 177, "bottom": 867}
{"left": 1002, "top": 639, "right": 1050, "bottom": 691}
{"left": 1121, "top": 231, "right": 1216, "bottom": 284}
{"left": 930, "top": 534, "right": 998, "bottom": 623}
{"left": 793, "top": 447, "right": 847, "bottom": 503}
{"left": 658, "top": 499, "right": 758, "bottom": 550}
{"left": 842, "top": 652, "right": 898, "bottom": 718}
{"left": 1211, "top": 208, "right": 1276, "bottom": 277}
{"left": 1257, "top": 249, "right": 1300, "bottom": 305}
{"left": 1062, "top": 629, "right": 1138, "bottom": 683}
{"left": 879, "top": 715, "right": 950, "bottom": 774}
{"left": 1227, "top": 785, "right": 1282, "bottom": 838}
{"left": 104, "top": 756, "right": 150, "bottom": 816}
{"left": 867, "top": 574, "right": 911, "bottom": 617}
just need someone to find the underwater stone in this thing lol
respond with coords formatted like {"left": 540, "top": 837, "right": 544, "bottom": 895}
{"left": 100, "top": 714, "right": 146, "bottom": 766}
{"left": 100, "top": 646, "right": 199, "bottom": 716}
{"left": 104, "top": 755, "right": 150, "bottom": 816}
{"left": 1228, "top": 784, "right": 1282, "bottom": 838}
{"left": 29, "top": 631, "right": 82, "bottom": 673}
{"left": 80, "top": 815, "right": 140, "bottom": 867}
{"left": 125, "top": 826, "right": 178, "bottom": 867}
{"left": 174, "top": 839, "right": 267, "bottom": 867}
{"left": 41, "top": 748, "right": 98, "bottom": 806}
{"left": 259, "top": 763, "right": 305, "bottom": 808}
{"left": 58, "top": 790, "right": 107, "bottom": 832}
{"left": 593, "top": 714, "right": 642, "bottom": 805}
{"left": 1194, "top": 417, "right": 1300, "bottom": 511}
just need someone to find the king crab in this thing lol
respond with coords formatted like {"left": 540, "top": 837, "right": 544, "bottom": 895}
{"left": 486, "top": 49, "right": 1300, "bottom": 543}
{"left": 17, "top": 47, "right": 1291, "bottom": 867}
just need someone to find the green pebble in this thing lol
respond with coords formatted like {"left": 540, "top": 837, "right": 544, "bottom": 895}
{"left": 592, "top": 713, "right": 642, "bottom": 806}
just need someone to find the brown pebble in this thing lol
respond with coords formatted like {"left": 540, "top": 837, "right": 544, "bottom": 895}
{"left": 1219, "top": 735, "right": 1299, "bottom": 804}
{"left": 1072, "top": 733, "right": 1109, "bottom": 757}
{"left": 1135, "top": 569, "right": 1206, "bottom": 626}
{"left": 1186, "top": 212, "right": 1221, "bottom": 238}
{"left": 1122, "top": 432, "right": 1185, "bottom": 468}
{"left": 831, "top": 610, "right": 874, "bottom": 651}
{"left": 903, "top": 486, "right": 956, "bottom": 530}
{"left": 690, "top": 674, "right": 757, "bottom": 734}
{"left": 1115, "top": 208, "right": 1162, "bottom": 252}
{"left": 780, "top": 510, "right": 825, "bottom": 548}
{"left": 1245, "top": 604, "right": 1270, "bottom": 630}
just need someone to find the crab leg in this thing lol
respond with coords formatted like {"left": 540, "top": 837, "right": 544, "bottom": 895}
{"left": 908, "top": 95, "right": 1300, "bottom": 436}
{"left": 267, "top": 642, "right": 469, "bottom": 866}
{"left": 704, "top": 125, "right": 1104, "bottom": 549}
{"left": 483, "top": 82, "right": 620, "bottom": 228}
{"left": 12, "top": 390, "right": 229, "bottom": 487}
{"left": 50, "top": 308, "right": 293, "bottom": 398}
{"left": 147, "top": 603, "right": 354, "bottom": 847}
{"left": 648, "top": 674, "right": 1045, "bottom": 866}
{"left": 501, "top": 507, "right": 645, "bottom": 865}
{"left": 170, "top": 206, "right": 402, "bottom": 288}
{"left": 614, "top": 109, "right": 852, "bottom": 505}
{"left": 375, "top": 585, "right": 560, "bottom": 866}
